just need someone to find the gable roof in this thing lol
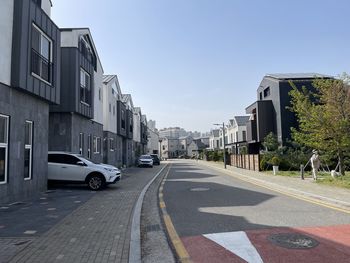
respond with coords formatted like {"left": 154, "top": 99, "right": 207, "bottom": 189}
{"left": 234, "top": 116, "right": 250, "bottom": 126}
{"left": 266, "top": 73, "right": 333, "bottom": 80}
{"left": 121, "top": 94, "right": 134, "bottom": 108}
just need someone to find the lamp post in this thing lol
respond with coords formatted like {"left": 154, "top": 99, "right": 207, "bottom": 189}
{"left": 213, "top": 122, "right": 226, "bottom": 169}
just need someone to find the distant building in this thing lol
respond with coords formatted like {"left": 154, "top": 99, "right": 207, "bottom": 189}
{"left": 226, "top": 116, "right": 250, "bottom": 154}
{"left": 159, "top": 127, "right": 187, "bottom": 139}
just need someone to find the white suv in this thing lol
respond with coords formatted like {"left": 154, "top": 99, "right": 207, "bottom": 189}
{"left": 48, "top": 152, "right": 121, "bottom": 190}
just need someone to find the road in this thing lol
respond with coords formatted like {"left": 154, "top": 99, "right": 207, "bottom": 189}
{"left": 162, "top": 160, "right": 350, "bottom": 263}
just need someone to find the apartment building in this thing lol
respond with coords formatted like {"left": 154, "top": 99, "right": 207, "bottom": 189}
{"left": 0, "top": 0, "right": 61, "bottom": 203}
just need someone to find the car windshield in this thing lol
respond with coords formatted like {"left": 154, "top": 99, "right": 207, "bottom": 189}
{"left": 140, "top": 155, "right": 152, "bottom": 159}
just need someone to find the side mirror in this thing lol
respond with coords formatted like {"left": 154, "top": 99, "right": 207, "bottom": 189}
{"left": 77, "top": 161, "right": 86, "bottom": 166}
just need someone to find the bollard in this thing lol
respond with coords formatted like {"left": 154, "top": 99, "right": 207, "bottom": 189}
{"left": 300, "top": 164, "right": 304, "bottom": 180}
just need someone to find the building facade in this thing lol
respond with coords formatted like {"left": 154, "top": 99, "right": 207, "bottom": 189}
{"left": 245, "top": 73, "right": 332, "bottom": 153}
{"left": 0, "top": 0, "right": 61, "bottom": 203}
{"left": 226, "top": 116, "right": 249, "bottom": 154}
{"left": 49, "top": 28, "right": 104, "bottom": 163}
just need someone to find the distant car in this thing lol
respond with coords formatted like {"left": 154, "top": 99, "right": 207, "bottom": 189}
{"left": 138, "top": 155, "right": 153, "bottom": 168}
{"left": 150, "top": 154, "right": 160, "bottom": 165}
{"left": 48, "top": 152, "right": 121, "bottom": 190}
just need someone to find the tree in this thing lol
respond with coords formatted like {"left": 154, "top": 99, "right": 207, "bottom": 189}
{"left": 289, "top": 74, "right": 350, "bottom": 175}
{"left": 262, "top": 132, "right": 279, "bottom": 152}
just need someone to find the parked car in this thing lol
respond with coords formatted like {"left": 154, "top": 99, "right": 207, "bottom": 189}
{"left": 138, "top": 155, "right": 153, "bottom": 168}
{"left": 48, "top": 152, "right": 121, "bottom": 190}
{"left": 150, "top": 154, "right": 160, "bottom": 165}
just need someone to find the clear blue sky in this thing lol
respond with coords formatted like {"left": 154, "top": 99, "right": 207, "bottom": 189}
{"left": 52, "top": 0, "right": 350, "bottom": 133}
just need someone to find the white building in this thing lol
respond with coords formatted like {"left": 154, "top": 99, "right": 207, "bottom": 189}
{"left": 226, "top": 116, "right": 249, "bottom": 153}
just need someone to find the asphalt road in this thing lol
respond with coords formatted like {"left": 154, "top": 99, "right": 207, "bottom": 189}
{"left": 163, "top": 160, "right": 350, "bottom": 263}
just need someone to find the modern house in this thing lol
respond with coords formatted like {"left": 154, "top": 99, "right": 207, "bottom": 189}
{"left": 209, "top": 129, "right": 221, "bottom": 150}
{"left": 226, "top": 116, "right": 249, "bottom": 154}
{"left": 133, "top": 107, "right": 142, "bottom": 159}
{"left": 160, "top": 138, "right": 180, "bottom": 159}
{"left": 187, "top": 139, "right": 207, "bottom": 158}
{"left": 0, "top": 0, "right": 61, "bottom": 203}
{"left": 102, "top": 75, "right": 123, "bottom": 167}
{"left": 147, "top": 127, "right": 160, "bottom": 155}
{"left": 49, "top": 28, "right": 104, "bottom": 163}
{"left": 179, "top": 136, "right": 193, "bottom": 156}
{"left": 121, "top": 94, "right": 134, "bottom": 166}
{"left": 141, "top": 115, "right": 149, "bottom": 154}
{"left": 245, "top": 73, "right": 332, "bottom": 153}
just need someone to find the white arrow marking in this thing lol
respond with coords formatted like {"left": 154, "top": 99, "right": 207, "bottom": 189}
{"left": 204, "top": 231, "right": 263, "bottom": 263}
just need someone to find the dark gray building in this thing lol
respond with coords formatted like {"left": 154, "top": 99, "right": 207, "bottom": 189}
{"left": 0, "top": 0, "right": 61, "bottom": 203}
{"left": 49, "top": 28, "right": 104, "bottom": 163}
{"left": 245, "top": 73, "right": 332, "bottom": 154}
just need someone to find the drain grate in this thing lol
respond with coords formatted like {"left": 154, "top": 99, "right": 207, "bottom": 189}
{"left": 145, "top": 224, "right": 161, "bottom": 232}
{"left": 268, "top": 233, "right": 319, "bottom": 249}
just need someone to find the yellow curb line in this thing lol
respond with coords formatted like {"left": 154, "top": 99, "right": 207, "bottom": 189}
{"left": 159, "top": 164, "right": 192, "bottom": 263}
{"left": 201, "top": 161, "right": 350, "bottom": 215}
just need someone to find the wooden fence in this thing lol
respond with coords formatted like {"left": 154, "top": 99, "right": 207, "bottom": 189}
{"left": 230, "top": 154, "right": 260, "bottom": 171}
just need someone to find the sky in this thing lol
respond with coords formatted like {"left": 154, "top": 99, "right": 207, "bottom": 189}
{"left": 51, "top": 0, "right": 350, "bottom": 133}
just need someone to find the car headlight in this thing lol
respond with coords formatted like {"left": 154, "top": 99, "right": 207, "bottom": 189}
{"left": 104, "top": 167, "right": 113, "bottom": 172}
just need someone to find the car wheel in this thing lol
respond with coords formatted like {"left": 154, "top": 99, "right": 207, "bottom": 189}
{"left": 87, "top": 174, "right": 105, "bottom": 191}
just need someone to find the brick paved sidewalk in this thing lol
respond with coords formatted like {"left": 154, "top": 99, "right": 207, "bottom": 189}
{"left": 1, "top": 165, "right": 164, "bottom": 263}
{"left": 195, "top": 160, "right": 350, "bottom": 211}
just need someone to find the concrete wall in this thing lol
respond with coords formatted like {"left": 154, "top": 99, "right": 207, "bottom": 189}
{"left": 49, "top": 113, "right": 103, "bottom": 163}
{"left": 103, "top": 131, "right": 121, "bottom": 166}
{"left": 0, "top": 84, "right": 49, "bottom": 204}
{"left": 0, "top": 0, "right": 14, "bottom": 86}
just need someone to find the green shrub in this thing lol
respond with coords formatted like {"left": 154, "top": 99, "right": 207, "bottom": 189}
{"left": 271, "top": 156, "right": 281, "bottom": 166}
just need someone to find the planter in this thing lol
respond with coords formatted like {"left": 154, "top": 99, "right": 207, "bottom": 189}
{"left": 273, "top": 165, "right": 279, "bottom": 175}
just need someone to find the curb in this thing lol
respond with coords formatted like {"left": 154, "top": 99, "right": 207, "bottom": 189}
{"left": 158, "top": 164, "right": 192, "bottom": 263}
{"left": 129, "top": 164, "right": 168, "bottom": 263}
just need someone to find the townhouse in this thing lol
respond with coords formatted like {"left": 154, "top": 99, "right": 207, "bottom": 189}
{"left": 49, "top": 28, "right": 104, "bottom": 163}
{"left": 245, "top": 73, "right": 332, "bottom": 154}
{"left": 0, "top": 0, "right": 61, "bottom": 203}
{"left": 102, "top": 75, "right": 123, "bottom": 167}
{"left": 133, "top": 107, "right": 142, "bottom": 158}
{"left": 209, "top": 129, "right": 221, "bottom": 150}
{"left": 140, "top": 115, "right": 149, "bottom": 154}
{"left": 226, "top": 116, "right": 249, "bottom": 154}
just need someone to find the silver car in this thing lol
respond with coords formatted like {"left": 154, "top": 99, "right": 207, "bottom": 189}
{"left": 137, "top": 155, "right": 153, "bottom": 168}
{"left": 48, "top": 152, "right": 121, "bottom": 190}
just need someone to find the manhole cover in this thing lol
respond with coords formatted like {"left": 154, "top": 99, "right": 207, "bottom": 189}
{"left": 268, "top": 233, "right": 319, "bottom": 249}
{"left": 190, "top": 187, "right": 210, "bottom": 192}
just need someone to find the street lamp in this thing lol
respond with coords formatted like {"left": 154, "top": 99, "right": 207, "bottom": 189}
{"left": 213, "top": 122, "right": 226, "bottom": 169}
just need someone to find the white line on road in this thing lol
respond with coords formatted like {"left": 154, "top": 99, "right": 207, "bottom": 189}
{"left": 204, "top": 231, "right": 263, "bottom": 263}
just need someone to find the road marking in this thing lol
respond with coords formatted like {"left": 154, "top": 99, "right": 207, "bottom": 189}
{"left": 204, "top": 231, "right": 263, "bottom": 263}
{"left": 23, "top": 230, "right": 37, "bottom": 235}
{"left": 159, "top": 164, "right": 193, "bottom": 263}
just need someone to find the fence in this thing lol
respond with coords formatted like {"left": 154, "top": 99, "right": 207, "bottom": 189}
{"left": 230, "top": 154, "right": 260, "bottom": 172}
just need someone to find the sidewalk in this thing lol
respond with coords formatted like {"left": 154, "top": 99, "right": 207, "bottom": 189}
{"left": 196, "top": 160, "right": 350, "bottom": 212}
{"left": 0, "top": 166, "right": 164, "bottom": 263}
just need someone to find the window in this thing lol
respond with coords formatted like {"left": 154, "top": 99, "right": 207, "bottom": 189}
{"left": 48, "top": 154, "right": 80, "bottom": 165}
{"left": 24, "top": 121, "right": 33, "bottom": 180}
{"left": 109, "top": 138, "right": 114, "bottom": 151}
{"left": 98, "top": 88, "right": 102, "bottom": 101}
{"left": 87, "top": 135, "right": 92, "bottom": 159}
{"left": 94, "top": 137, "right": 101, "bottom": 154}
{"left": 80, "top": 36, "right": 96, "bottom": 70}
{"left": 263, "top": 87, "right": 270, "bottom": 97}
{"left": 129, "top": 117, "right": 133, "bottom": 133}
{"left": 236, "top": 132, "right": 238, "bottom": 142}
{"left": 242, "top": 131, "right": 247, "bottom": 141}
{"left": 113, "top": 106, "right": 115, "bottom": 116}
{"left": 79, "top": 133, "right": 84, "bottom": 155}
{"left": 259, "top": 92, "right": 263, "bottom": 100}
{"left": 31, "top": 24, "right": 52, "bottom": 84}
{"left": 121, "top": 110, "right": 126, "bottom": 129}
{"left": 0, "top": 114, "right": 9, "bottom": 184}
{"left": 109, "top": 103, "right": 111, "bottom": 113}
{"left": 80, "top": 68, "right": 91, "bottom": 105}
